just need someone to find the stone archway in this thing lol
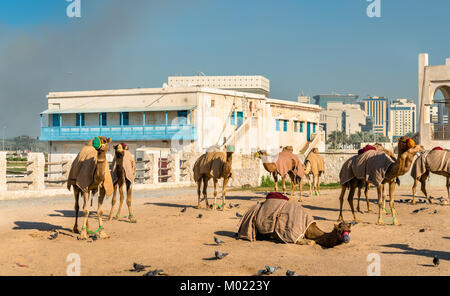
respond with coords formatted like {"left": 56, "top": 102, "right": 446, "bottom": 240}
{"left": 418, "top": 54, "right": 450, "bottom": 148}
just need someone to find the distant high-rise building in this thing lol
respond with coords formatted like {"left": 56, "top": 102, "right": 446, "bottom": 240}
{"left": 321, "top": 102, "right": 366, "bottom": 139}
{"left": 363, "top": 96, "right": 389, "bottom": 137}
{"left": 312, "top": 94, "right": 359, "bottom": 108}
{"left": 390, "top": 99, "right": 416, "bottom": 140}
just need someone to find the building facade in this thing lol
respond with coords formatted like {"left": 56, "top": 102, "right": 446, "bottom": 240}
{"left": 40, "top": 77, "right": 322, "bottom": 166}
{"left": 389, "top": 99, "right": 416, "bottom": 140}
{"left": 320, "top": 102, "right": 366, "bottom": 139}
{"left": 363, "top": 96, "right": 389, "bottom": 137}
{"left": 312, "top": 94, "right": 359, "bottom": 109}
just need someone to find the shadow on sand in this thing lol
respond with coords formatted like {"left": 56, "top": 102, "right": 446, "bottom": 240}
{"left": 13, "top": 221, "right": 71, "bottom": 232}
{"left": 380, "top": 243, "right": 450, "bottom": 261}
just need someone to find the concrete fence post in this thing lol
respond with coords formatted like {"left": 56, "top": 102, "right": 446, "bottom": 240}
{"left": 167, "top": 152, "right": 180, "bottom": 183}
{"left": 28, "top": 153, "right": 45, "bottom": 191}
{"left": 0, "top": 152, "right": 6, "bottom": 193}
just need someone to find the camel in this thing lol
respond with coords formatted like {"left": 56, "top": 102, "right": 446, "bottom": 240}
{"left": 303, "top": 148, "right": 325, "bottom": 197}
{"left": 411, "top": 147, "right": 450, "bottom": 205}
{"left": 108, "top": 143, "right": 137, "bottom": 222}
{"left": 193, "top": 146, "right": 234, "bottom": 210}
{"left": 254, "top": 149, "right": 303, "bottom": 200}
{"left": 238, "top": 193, "right": 352, "bottom": 248}
{"left": 337, "top": 137, "right": 424, "bottom": 225}
{"left": 67, "top": 136, "right": 114, "bottom": 239}
{"left": 354, "top": 143, "right": 399, "bottom": 213}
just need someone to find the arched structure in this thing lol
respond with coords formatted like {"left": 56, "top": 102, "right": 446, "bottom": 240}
{"left": 418, "top": 54, "right": 450, "bottom": 148}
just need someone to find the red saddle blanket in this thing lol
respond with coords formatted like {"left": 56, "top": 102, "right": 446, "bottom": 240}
{"left": 266, "top": 192, "right": 289, "bottom": 201}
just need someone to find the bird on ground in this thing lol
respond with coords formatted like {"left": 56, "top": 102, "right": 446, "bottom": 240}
{"left": 286, "top": 270, "right": 296, "bottom": 276}
{"left": 133, "top": 262, "right": 151, "bottom": 272}
{"left": 215, "top": 251, "right": 228, "bottom": 259}
{"left": 49, "top": 232, "right": 59, "bottom": 240}
{"left": 143, "top": 269, "right": 164, "bottom": 276}
{"left": 229, "top": 203, "right": 233, "bottom": 209}
{"left": 197, "top": 214, "right": 203, "bottom": 218}
{"left": 259, "top": 266, "right": 281, "bottom": 275}
{"left": 433, "top": 256, "right": 440, "bottom": 267}
{"left": 214, "top": 236, "right": 224, "bottom": 245}
{"left": 236, "top": 212, "right": 243, "bottom": 218}
{"left": 181, "top": 207, "right": 187, "bottom": 213}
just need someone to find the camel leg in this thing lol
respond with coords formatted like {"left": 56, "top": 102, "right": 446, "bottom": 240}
{"left": 313, "top": 174, "right": 319, "bottom": 196}
{"left": 126, "top": 182, "right": 136, "bottom": 223}
{"left": 282, "top": 176, "right": 287, "bottom": 195}
{"left": 376, "top": 185, "right": 384, "bottom": 225}
{"left": 221, "top": 177, "right": 229, "bottom": 210}
{"left": 115, "top": 183, "right": 125, "bottom": 219}
{"left": 73, "top": 188, "right": 80, "bottom": 234}
{"left": 337, "top": 185, "right": 347, "bottom": 222}
{"left": 308, "top": 175, "right": 313, "bottom": 196}
{"left": 420, "top": 174, "right": 430, "bottom": 204}
{"left": 411, "top": 178, "right": 418, "bottom": 205}
{"left": 299, "top": 177, "right": 303, "bottom": 201}
{"left": 80, "top": 191, "right": 90, "bottom": 240}
{"left": 97, "top": 187, "right": 108, "bottom": 238}
{"left": 196, "top": 179, "right": 203, "bottom": 209}
{"left": 317, "top": 175, "right": 321, "bottom": 197}
{"left": 365, "top": 183, "right": 371, "bottom": 212}
{"left": 388, "top": 181, "right": 399, "bottom": 225}
{"left": 288, "top": 173, "right": 296, "bottom": 200}
{"left": 446, "top": 176, "right": 450, "bottom": 205}
{"left": 202, "top": 176, "right": 210, "bottom": 209}
{"left": 356, "top": 185, "right": 362, "bottom": 213}
{"left": 347, "top": 180, "right": 359, "bottom": 223}
{"left": 213, "top": 178, "right": 218, "bottom": 211}
{"left": 273, "top": 172, "right": 279, "bottom": 192}
{"left": 108, "top": 183, "right": 118, "bottom": 221}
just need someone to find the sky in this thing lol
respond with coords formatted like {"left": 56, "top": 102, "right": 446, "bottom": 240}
{"left": 1, "top": 0, "right": 450, "bottom": 138}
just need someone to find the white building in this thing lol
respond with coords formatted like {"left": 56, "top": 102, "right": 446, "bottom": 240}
{"left": 40, "top": 76, "right": 322, "bottom": 166}
{"left": 320, "top": 102, "right": 366, "bottom": 138}
{"left": 390, "top": 98, "right": 416, "bottom": 140}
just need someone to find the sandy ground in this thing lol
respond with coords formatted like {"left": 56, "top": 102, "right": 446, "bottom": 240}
{"left": 0, "top": 186, "right": 448, "bottom": 276}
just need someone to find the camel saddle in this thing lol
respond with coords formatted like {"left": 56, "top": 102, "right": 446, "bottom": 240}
{"left": 193, "top": 151, "right": 230, "bottom": 181}
{"left": 67, "top": 140, "right": 113, "bottom": 197}
{"left": 411, "top": 149, "right": 450, "bottom": 179}
{"left": 275, "top": 151, "right": 304, "bottom": 178}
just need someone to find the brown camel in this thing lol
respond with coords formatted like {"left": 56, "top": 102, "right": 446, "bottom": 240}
{"left": 303, "top": 148, "right": 325, "bottom": 197}
{"left": 67, "top": 136, "right": 114, "bottom": 239}
{"left": 108, "top": 143, "right": 137, "bottom": 222}
{"left": 238, "top": 193, "right": 352, "bottom": 248}
{"left": 354, "top": 143, "right": 399, "bottom": 213}
{"left": 411, "top": 147, "right": 450, "bottom": 205}
{"left": 193, "top": 146, "right": 234, "bottom": 210}
{"left": 255, "top": 149, "right": 303, "bottom": 200}
{"left": 338, "top": 137, "right": 424, "bottom": 225}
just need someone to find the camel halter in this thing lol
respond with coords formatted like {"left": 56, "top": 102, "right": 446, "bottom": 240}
{"left": 382, "top": 207, "right": 396, "bottom": 223}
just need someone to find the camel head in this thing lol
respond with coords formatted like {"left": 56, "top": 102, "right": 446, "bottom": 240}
{"left": 282, "top": 146, "right": 294, "bottom": 153}
{"left": 114, "top": 142, "right": 128, "bottom": 158}
{"left": 397, "top": 136, "right": 415, "bottom": 155}
{"left": 92, "top": 136, "right": 112, "bottom": 153}
{"left": 254, "top": 150, "right": 267, "bottom": 159}
{"left": 334, "top": 222, "right": 352, "bottom": 244}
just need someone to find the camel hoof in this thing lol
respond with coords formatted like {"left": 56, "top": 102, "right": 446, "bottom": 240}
{"left": 129, "top": 216, "right": 137, "bottom": 223}
{"left": 377, "top": 220, "right": 385, "bottom": 226}
{"left": 367, "top": 208, "right": 373, "bottom": 213}
{"left": 337, "top": 217, "right": 344, "bottom": 222}
{"left": 411, "top": 201, "right": 416, "bottom": 205}
{"left": 73, "top": 227, "right": 79, "bottom": 234}
{"left": 79, "top": 231, "right": 88, "bottom": 240}
{"left": 99, "top": 231, "right": 109, "bottom": 239}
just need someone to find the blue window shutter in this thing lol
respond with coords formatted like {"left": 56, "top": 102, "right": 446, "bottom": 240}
{"left": 230, "top": 113, "right": 235, "bottom": 126}
{"left": 52, "top": 114, "right": 60, "bottom": 127}
{"left": 121, "top": 112, "right": 129, "bottom": 126}
{"left": 283, "top": 120, "right": 287, "bottom": 132}
{"left": 276, "top": 119, "right": 280, "bottom": 131}
{"left": 300, "top": 122, "right": 303, "bottom": 133}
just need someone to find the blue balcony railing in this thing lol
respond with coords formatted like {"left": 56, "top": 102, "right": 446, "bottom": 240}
{"left": 40, "top": 124, "right": 197, "bottom": 141}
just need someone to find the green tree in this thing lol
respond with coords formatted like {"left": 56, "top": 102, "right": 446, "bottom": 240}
{"left": 327, "top": 131, "right": 348, "bottom": 149}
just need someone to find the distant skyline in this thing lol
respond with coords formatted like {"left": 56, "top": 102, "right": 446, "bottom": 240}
{"left": 1, "top": 0, "right": 450, "bottom": 137}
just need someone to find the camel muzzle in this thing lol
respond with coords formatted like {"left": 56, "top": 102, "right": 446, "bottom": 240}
{"left": 341, "top": 231, "right": 350, "bottom": 243}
